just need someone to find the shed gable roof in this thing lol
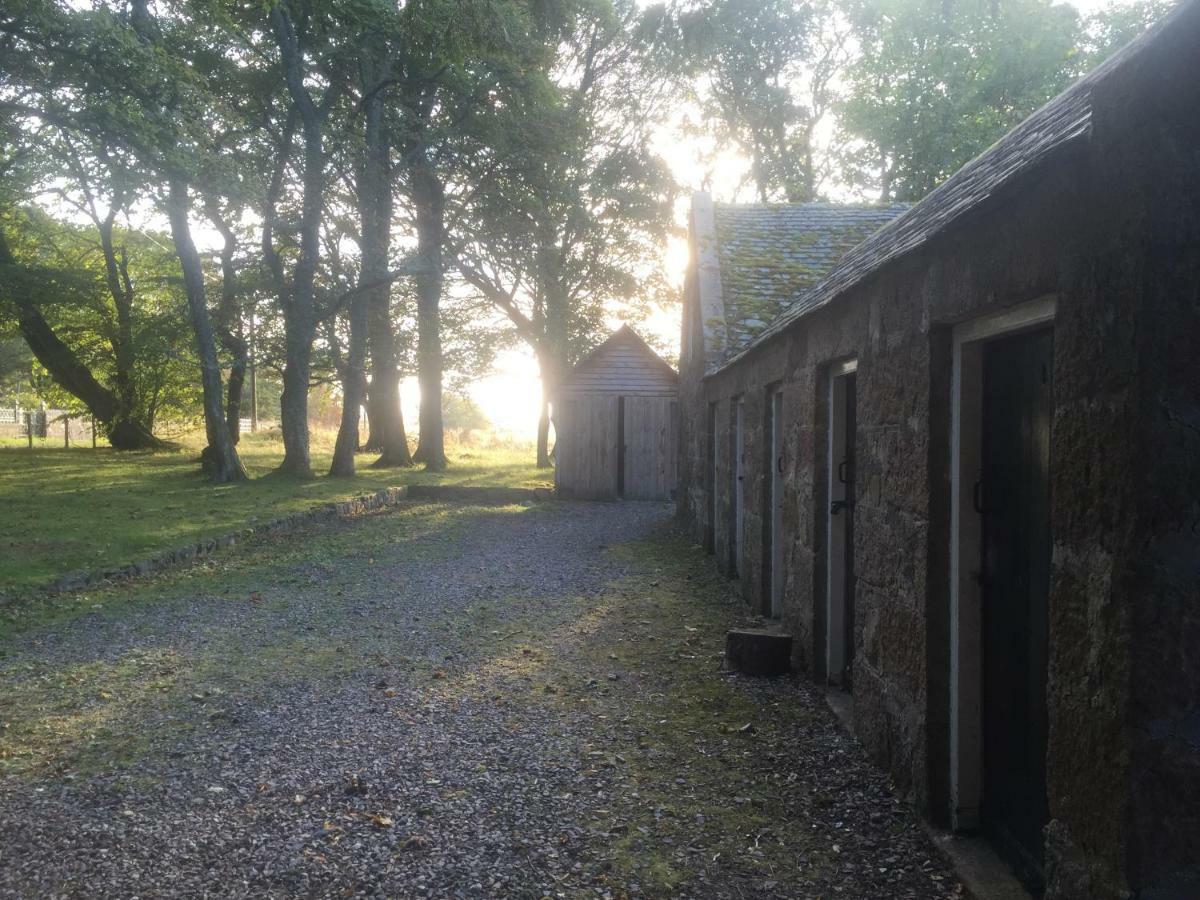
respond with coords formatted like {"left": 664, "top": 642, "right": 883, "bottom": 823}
{"left": 557, "top": 325, "right": 678, "bottom": 397}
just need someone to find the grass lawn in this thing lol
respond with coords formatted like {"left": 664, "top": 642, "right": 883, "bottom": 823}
{"left": 0, "top": 429, "right": 551, "bottom": 594}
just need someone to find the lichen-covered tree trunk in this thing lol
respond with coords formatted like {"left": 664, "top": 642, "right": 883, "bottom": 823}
{"left": 329, "top": 294, "right": 368, "bottom": 476}
{"left": 360, "top": 77, "right": 411, "bottom": 470}
{"left": 410, "top": 156, "right": 447, "bottom": 472}
{"left": 165, "top": 179, "right": 246, "bottom": 482}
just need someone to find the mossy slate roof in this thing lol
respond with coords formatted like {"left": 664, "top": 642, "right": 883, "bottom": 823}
{"left": 713, "top": 2, "right": 1192, "bottom": 374}
{"left": 713, "top": 203, "right": 908, "bottom": 356}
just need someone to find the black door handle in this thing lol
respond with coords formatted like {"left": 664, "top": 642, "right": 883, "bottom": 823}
{"left": 777, "top": 455, "right": 784, "bottom": 475}
{"left": 838, "top": 460, "right": 852, "bottom": 484}
{"left": 831, "top": 499, "right": 848, "bottom": 515}
{"left": 973, "top": 479, "right": 985, "bottom": 515}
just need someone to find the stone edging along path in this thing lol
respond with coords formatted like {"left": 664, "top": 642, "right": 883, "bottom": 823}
{"left": 37, "top": 484, "right": 556, "bottom": 598}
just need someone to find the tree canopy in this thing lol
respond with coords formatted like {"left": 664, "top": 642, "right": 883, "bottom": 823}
{"left": 0, "top": 0, "right": 1173, "bottom": 477}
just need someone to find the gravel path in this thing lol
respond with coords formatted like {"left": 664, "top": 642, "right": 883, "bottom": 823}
{"left": 0, "top": 500, "right": 961, "bottom": 899}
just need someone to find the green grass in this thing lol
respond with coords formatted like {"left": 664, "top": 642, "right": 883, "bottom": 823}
{"left": 0, "top": 430, "right": 550, "bottom": 594}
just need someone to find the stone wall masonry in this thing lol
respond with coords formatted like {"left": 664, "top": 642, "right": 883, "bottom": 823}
{"left": 676, "top": 37, "right": 1200, "bottom": 894}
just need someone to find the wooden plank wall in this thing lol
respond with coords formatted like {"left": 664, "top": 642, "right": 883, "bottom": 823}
{"left": 622, "top": 397, "right": 678, "bottom": 500}
{"left": 554, "top": 395, "right": 619, "bottom": 500}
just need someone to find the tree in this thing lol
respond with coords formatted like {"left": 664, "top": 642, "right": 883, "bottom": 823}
{"left": 668, "top": 0, "right": 848, "bottom": 202}
{"left": 1080, "top": 0, "right": 1173, "bottom": 65}
{"left": 0, "top": 0, "right": 250, "bottom": 475}
{"left": 837, "top": 0, "right": 1080, "bottom": 202}
{"left": 451, "top": 0, "right": 676, "bottom": 466}
{"left": 128, "top": 0, "right": 247, "bottom": 480}
{"left": 0, "top": 207, "right": 202, "bottom": 441}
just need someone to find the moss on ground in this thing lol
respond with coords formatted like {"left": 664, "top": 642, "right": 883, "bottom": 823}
{"left": 425, "top": 529, "right": 840, "bottom": 896}
{"left": 0, "top": 501, "right": 488, "bottom": 776}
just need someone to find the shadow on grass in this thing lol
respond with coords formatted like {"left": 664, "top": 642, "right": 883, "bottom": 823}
{"left": 0, "top": 444, "right": 551, "bottom": 594}
{"left": 0, "top": 501, "right": 554, "bottom": 778}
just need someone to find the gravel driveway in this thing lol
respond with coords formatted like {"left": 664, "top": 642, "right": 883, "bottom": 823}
{"left": 0, "top": 500, "right": 961, "bottom": 898}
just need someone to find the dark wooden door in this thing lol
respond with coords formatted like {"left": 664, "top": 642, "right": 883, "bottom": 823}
{"left": 980, "top": 328, "right": 1053, "bottom": 886}
{"left": 841, "top": 374, "right": 857, "bottom": 690}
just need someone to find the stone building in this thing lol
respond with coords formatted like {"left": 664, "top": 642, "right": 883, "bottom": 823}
{"left": 677, "top": 5, "right": 1199, "bottom": 898}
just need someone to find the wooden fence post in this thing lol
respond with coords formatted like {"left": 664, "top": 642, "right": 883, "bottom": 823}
{"left": 25, "top": 411, "right": 32, "bottom": 449}
{"left": 64, "top": 416, "right": 70, "bottom": 449}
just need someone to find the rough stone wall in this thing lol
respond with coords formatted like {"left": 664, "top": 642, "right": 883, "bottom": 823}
{"left": 676, "top": 16, "right": 1200, "bottom": 893}
{"left": 1089, "top": 22, "right": 1200, "bottom": 898}
{"left": 679, "top": 61, "right": 1200, "bottom": 896}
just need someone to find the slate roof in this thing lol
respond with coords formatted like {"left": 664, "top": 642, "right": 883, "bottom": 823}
{"left": 713, "top": 203, "right": 908, "bottom": 355}
{"left": 712, "top": 5, "right": 1183, "bottom": 374}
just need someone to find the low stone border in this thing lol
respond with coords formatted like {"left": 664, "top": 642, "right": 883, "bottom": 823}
{"left": 30, "top": 483, "right": 557, "bottom": 599}
{"left": 40, "top": 486, "right": 413, "bottom": 597}
{"left": 404, "top": 484, "right": 555, "bottom": 504}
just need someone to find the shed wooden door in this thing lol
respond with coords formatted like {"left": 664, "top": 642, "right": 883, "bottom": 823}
{"left": 621, "top": 396, "right": 677, "bottom": 500}
{"left": 554, "top": 395, "right": 619, "bottom": 500}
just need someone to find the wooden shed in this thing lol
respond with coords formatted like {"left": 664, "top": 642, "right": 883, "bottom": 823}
{"left": 553, "top": 326, "right": 679, "bottom": 501}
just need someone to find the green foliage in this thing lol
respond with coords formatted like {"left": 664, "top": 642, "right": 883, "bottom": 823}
{"left": 441, "top": 392, "right": 492, "bottom": 431}
{"left": 0, "top": 207, "right": 202, "bottom": 425}
{"left": 1080, "top": 0, "right": 1174, "bottom": 65}
{"left": 837, "top": 0, "right": 1082, "bottom": 202}
{"left": 0, "top": 337, "right": 34, "bottom": 403}
{"left": 453, "top": 0, "right": 678, "bottom": 380}
{"left": 669, "top": 0, "right": 843, "bottom": 202}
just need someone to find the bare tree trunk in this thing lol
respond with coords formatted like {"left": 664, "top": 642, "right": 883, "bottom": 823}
{"left": 363, "top": 382, "right": 382, "bottom": 452}
{"left": 535, "top": 349, "right": 561, "bottom": 469}
{"left": 535, "top": 229, "right": 569, "bottom": 470}
{"left": 329, "top": 297, "right": 368, "bottom": 476}
{"left": 368, "top": 308, "right": 412, "bottom": 468}
{"left": 225, "top": 351, "right": 246, "bottom": 444}
{"left": 207, "top": 205, "right": 247, "bottom": 444}
{"left": 165, "top": 179, "right": 246, "bottom": 482}
{"left": 410, "top": 155, "right": 447, "bottom": 472}
{"left": 278, "top": 323, "right": 314, "bottom": 477}
{"left": 360, "top": 65, "right": 412, "bottom": 469}
{"left": 270, "top": 0, "right": 324, "bottom": 479}
{"left": 537, "top": 396, "right": 553, "bottom": 468}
